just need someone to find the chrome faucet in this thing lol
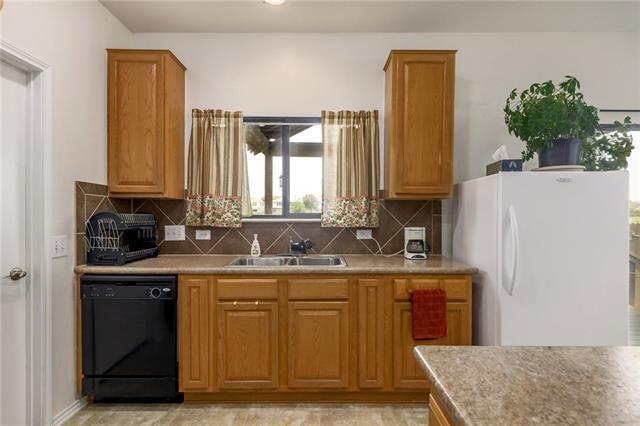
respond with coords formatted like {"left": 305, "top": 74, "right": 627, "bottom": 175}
{"left": 289, "top": 237, "right": 314, "bottom": 255}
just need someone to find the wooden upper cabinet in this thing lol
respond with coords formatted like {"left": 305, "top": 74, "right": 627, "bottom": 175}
{"left": 107, "top": 49, "right": 185, "bottom": 198}
{"left": 384, "top": 50, "right": 456, "bottom": 199}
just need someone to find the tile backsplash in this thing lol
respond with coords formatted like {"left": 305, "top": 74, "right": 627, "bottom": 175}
{"left": 75, "top": 181, "right": 441, "bottom": 265}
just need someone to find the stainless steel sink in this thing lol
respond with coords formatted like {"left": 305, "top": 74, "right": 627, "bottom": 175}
{"left": 227, "top": 256, "right": 295, "bottom": 266}
{"left": 227, "top": 255, "right": 347, "bottom": 267}
{"left": 293, "top": 256, "right": 346, "bottom": 266}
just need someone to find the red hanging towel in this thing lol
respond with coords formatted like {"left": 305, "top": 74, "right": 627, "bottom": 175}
{"left": 411, "top": 288, "right": 447, "bottom": 340}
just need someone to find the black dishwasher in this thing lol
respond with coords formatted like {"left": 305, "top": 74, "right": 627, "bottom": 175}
{"left": 81, "top": 275, "right": 181, "bottom": 401}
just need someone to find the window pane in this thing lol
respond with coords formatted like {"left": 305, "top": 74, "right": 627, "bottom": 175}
{"left": 289, "top": 125, "right": 322, "bottom": 214}
{"left": 244, "top": 124, "right": 283, "bottom": 216}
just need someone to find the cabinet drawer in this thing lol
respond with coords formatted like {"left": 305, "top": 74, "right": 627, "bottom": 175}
{"left": 288, "top": 279, "right": 349, "bottom": 300}
{"left": 217, "top": 279, "right": 278, "bottom": 300}
{"left": 394, "top": 277, "right": 470, "bottom": 301}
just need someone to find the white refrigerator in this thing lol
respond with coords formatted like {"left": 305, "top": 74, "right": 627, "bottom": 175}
{"left": 453, "top": 171, "right": 629, "bottom": 346}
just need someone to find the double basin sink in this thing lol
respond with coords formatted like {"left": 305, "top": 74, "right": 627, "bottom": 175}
{"left": 227, "top": 255, "right": 347, "bottom": 267}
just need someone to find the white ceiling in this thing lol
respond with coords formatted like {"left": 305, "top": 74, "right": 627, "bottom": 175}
{"left": 100, "top": 1, "right": 639, "bottom": 33}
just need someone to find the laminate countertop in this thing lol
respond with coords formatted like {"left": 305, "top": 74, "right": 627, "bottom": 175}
{"left": 414, "top": 346, "right": 640, "bottom": 425}
{"left": 74, "top": 254, "right": 476, "bottom": 275}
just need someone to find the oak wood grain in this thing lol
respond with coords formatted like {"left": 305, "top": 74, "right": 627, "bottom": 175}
{"left": 429, "top": 392, "right": 455, "bottom": 426}
{"left": 107, "top": 49, "right": 185, "bottom": 199}
{"left": 393, "top": 301, "right": 471, "bottom": 389}
{"left": 178, "top": 276, "right": 211, "bottom": 391}
{"left": 287, "top": 301, "right": 350, "bottom": 389}
{"left": 384, "top": 50, "right": 456, "bottom": 200}
{"left": 216, "top": 301, "right": 278, "bottom": 389}
{"left": 357, "top": 279, "right": 385, "bottom": 389}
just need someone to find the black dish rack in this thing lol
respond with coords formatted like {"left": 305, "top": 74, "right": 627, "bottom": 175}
{"left": 85, "top": 212, "right": 159, "bottom": 266}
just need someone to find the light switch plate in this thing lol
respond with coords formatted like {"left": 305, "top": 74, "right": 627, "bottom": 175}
{"left": 356, "top": 229, "right": 373, "bottom": 240}
{"left": 52, "top": 235, "right": 68, "bottom": 258}
{"left": 195, "top": 229, "right": 211, "bottom": 240}
{"left": 165, "top": 225, "right": 186, "bottom": 241}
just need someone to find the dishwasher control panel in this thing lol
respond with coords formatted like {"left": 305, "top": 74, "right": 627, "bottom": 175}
{"left": 81, "top": 283, "right": 175, "bottom": 300}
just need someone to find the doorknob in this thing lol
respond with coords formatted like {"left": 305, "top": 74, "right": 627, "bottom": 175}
{"left": 3, "top": 267, "right": 27, "bottom": 281}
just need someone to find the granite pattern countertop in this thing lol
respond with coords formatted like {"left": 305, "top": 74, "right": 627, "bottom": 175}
{"left": 74, "top": 254, "right": 476, "bottom": 275}
{"left": 414, "top": 346, "right": 640, "bottom": 425}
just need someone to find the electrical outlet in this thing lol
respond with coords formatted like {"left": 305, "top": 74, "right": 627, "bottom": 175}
{"left": 52, "top": 235, "right": 68, "bottom": 258}
{"left": 195, "top": 229, "right": 211, "bottom": 240}
{"left": 356, "top": 229, "right": 373, "bottom": 240}
{"left": 165, "top": 225, "right": 185, "bottom": 241}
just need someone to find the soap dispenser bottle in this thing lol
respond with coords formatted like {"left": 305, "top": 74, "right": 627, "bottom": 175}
{"left": 250, "top": 234, "right": 261, "bottom": 257}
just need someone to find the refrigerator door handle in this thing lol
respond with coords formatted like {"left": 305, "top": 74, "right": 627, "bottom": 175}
{"left": 504, "top": 205, "right": 520, "bottom": 296}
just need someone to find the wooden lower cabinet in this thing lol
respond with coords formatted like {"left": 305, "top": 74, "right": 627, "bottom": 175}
{"left": 176, "top": 274, "right": 472, "bottom": 401}
{"left": 393, "top": 301, "right": 471, "bottom": 389}
{"left": 178, "top": 276, "right": 211, "bottom": 391}
{"left": 429, "top": 393, "right": 454, "bottom": 426}
{"left": 287, "top": 301, "right": 350, "bottom": 389}
{"left": 217, "top": 302, "right": 278, "bottom": 389}
{"left": 358, "top": 279, "right": 385, "bottom": 389}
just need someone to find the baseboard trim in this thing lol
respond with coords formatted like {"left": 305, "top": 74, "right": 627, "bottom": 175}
{"left": 52, "top": 397, "right": 87, "bottom": 426}
{"left": 184, "top": 391, "right": 428, "bottom": 403}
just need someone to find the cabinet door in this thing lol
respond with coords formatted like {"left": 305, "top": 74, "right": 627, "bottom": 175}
{"left": 288, "top": 302, "right": 349, "bottom": 389}
{"left": 178, "top": 276, "right": 210, "bottom": 391}
{"left": 429, "top": 393, "right": 453, "bottom": 426}
{"left": 393, "top": 301, "right": 470, "bottom": 389}
{"left": 385, "top": 51, "right": 455, "bottom": 199}
{"left": 108, "top": 51, "right": 165, "bottom": 194}
{"left": 217, "top": 302, "right": 278, "bottom": 389}
{"left": 358, "top": 279, "right": 385, "bottom": 389}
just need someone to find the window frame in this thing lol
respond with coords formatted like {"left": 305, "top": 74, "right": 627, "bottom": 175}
{"left": 244, "top": 116, "right": 322, "bottom": 219}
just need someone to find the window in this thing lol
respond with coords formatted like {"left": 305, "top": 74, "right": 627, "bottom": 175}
{"left": 600, "top": 110, "right": 640, "bottom": 345}
{"left": 244, "top": 117, "right": 322, "bottom": 218}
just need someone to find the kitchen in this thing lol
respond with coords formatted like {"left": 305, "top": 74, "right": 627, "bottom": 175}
{"left": 1, "top": 1, "right": 639, "bottom": 425}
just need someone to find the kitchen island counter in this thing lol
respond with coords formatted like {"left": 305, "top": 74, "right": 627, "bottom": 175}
{"left": 414, "top": 346, "right": 640, "bottom": 425}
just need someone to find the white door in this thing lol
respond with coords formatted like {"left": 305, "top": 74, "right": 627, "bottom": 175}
{"left": 499, "top": 172, "right": 629, "bottom": 346}
{"left": 0, "top": 60, "right": 29, "bottom": 425}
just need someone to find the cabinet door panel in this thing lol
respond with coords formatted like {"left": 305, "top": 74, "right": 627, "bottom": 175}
{"left": 108, "top": 52, "right": 165, "bottom": 194}
{"left": 178, "top": 276, "right": 210, "bottom": 391}
{"left": 217, "top": 302, "right": 278, "bottom": 389}
{"left": 393, "top": 302, "right": 470, "bottom": 389}
{"left": 288, "top": 302, "right": 349, "bottom": 389}
{"left": 358, "top": 279, "right": 385, "bottom": 389}
{"left": 385, "top": 51, "right": 455, "bottom": 199}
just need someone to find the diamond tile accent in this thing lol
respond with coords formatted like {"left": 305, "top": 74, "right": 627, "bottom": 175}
{"left": 75, "top": 181, "right": 441, "bottom": 264}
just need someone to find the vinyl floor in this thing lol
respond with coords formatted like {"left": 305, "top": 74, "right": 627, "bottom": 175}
{"left": 64, "top": 403, "right": 427, "bottom": 425}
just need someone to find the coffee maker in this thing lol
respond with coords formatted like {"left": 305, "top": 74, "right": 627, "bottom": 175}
{"left": 404, "top": 227, "right": 428, "bottom": 260}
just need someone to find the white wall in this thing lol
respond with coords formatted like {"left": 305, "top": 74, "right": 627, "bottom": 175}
{"left": 0, "top": 1, "right": 131, "bottom": 416}
{"left": 133, "top": 32, "right": 640, "bottom": 254}
{"left": 133, "top": 32, "right": 639, "bottom": 183}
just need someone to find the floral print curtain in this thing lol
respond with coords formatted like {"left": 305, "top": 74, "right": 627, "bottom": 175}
{"left": 321, "top": 110, "right": 380, "bottom": 228}
{"left": 186, "top": 109, "right": 249, "bottom": 227}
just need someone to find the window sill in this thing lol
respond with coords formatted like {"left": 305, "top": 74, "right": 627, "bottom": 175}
{"left": 242, "top": 218, "right": 321, "bottom": 223}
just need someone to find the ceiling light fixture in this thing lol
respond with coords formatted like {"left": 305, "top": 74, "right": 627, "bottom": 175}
{"left": 264, "top": 0, "right": 286, "bottom": 5}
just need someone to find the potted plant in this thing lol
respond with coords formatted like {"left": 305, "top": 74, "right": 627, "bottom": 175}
{"left": 504, "top": 76, "right": 599, "bottom": 167}
{"left": 581, "top": 117, "right": 635, "bottom": 171}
